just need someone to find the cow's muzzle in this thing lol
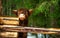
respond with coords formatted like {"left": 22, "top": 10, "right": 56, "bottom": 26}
{"left": 19, "top": 14, "right": 26, "bottom": 20}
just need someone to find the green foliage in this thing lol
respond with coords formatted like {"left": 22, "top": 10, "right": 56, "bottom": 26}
{"left": 29, "top": 0, "right": 60, "bottom": 28}
{"left": 32, "top": 1, "right": 51, "bottom": 16}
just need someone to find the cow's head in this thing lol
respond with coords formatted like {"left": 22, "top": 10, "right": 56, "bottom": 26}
{"left": 13, "top": 8, "right": 33, "bottom": 20}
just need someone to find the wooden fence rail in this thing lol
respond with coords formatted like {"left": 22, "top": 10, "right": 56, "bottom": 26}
{"left": 0, "top": 17, "right": 19, "bottom": 25}
{"left": 0, "top": 25, "right": 60, "bottom": 34}
{"left": 0, "top": 17, "right": 60, "bottom": 34}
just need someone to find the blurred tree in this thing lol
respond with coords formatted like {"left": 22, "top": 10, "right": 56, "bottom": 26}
{"left": 29, "top": 0, "right": 60, "bottom": 38}
{"left": 29, "top": 0, "right": 60, "bottom": 28}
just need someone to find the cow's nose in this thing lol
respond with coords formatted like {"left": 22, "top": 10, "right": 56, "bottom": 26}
{"left": 19, "top": 14, "right": 25, "bottom": 20}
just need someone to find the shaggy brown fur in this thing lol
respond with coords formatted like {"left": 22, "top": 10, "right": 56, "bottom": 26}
{"left": 13, "top": 8, "right": 33, "bottom": 38}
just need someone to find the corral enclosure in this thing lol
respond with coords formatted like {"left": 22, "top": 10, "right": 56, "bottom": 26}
{"left": 0, "top": 0, "right": 60, "bottom": 38}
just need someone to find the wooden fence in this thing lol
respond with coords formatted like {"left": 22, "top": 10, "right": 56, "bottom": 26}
{"left": 0, "top": 17, "right": 60, "bottom": 34}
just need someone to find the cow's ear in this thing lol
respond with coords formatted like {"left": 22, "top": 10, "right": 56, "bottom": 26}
{"left": 29, "top": 9, "right": 33, "bottom": 14}
{"left": 13, "top": 10, "right": 17, "bottom": 15}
